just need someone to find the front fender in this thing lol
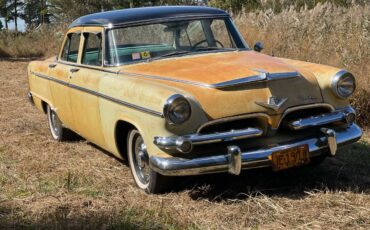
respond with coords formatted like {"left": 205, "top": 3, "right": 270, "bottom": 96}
{"left": 278, "top": 58, "right": 351, "bottom": 109}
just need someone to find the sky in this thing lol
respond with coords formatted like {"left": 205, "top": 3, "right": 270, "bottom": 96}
{"left": 0, "top": 18, "right": 26, "bottom": 31}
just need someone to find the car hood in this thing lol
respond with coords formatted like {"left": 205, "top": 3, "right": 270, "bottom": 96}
{"left": 120, "top": 51, "right": 324, "bottom": 119}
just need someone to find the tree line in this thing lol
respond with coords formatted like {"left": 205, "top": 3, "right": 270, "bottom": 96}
{"left": 0, "top": 0, "right": 366, "bottom": 31}
{"left": 0, "top": 0, "right": 207, "bottom": 31}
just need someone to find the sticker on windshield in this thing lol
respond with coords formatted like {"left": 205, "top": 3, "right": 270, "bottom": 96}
{"left": 132, "top": 53, "right": 141, "bottom": 60}
{"left": 141, "top": 51, "right": 151, "bottom": 59}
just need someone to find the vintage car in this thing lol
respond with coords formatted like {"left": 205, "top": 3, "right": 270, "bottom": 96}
{"left": 28, "top": 6, "right": 362, "bottom": 193}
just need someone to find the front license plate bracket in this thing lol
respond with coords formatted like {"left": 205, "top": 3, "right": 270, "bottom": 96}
{"left": 270, "top": 145, "right": 310, "bottom": 171}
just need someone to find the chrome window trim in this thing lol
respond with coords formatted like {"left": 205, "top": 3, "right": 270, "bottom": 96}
{"left": 69, "top": 15, "right": 230, "bottom": 29}
{"left": 59, "top": 32, "right": 82, "bottom": 64}
{"left": 31, "top": 71, "right": 163, "bottom": 117}
{"left": 56, "top": 60, "right": 119, "bottom": 74}
{"left": 102, "top": 15, "right": 230, "bottom": 29}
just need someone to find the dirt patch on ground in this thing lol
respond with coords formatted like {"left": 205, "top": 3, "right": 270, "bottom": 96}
{"left": 0, "top": 61, "right": 369, "bottom": 229}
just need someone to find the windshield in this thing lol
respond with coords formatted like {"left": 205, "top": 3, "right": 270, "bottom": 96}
{"left": 105, "top": 17, "right": 248, "bottom": 65}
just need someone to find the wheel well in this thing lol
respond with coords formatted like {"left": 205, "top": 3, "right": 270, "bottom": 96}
{"left": 115, "top": 120, "right": 136, "bottom": 161}
{"left": 41, "top": 101, "right": 48, "bottom": 114}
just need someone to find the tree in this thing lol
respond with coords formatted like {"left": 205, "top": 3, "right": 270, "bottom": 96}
{"left": 48, "top": 0, "right": 115, "bottom": 22}
{"left": 23, "top": 0, "right": 51, "bottom": 28}
{"left": 0, "top": 18, "right": 3, "bottom": 30}
{"left": 0, "top": 0, "right": 12, "bottom": 30}
{"left": 9, "top": 0, "right": 24, "bottom": 31}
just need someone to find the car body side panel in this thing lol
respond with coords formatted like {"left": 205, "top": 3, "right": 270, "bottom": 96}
{"left": 98, "top": 72, "right": 209, "bottom": 158}
{"left": 69, "top": 67, "right": 107, "bottom": 148}
{"left": 67, "top": 27, "right": 107, "bottom": 148}
{"left": 48, "top": 63, "right": 75, "bottom": 127}
{"left": 28, "top": 61, "right": 53, "bottom": 112}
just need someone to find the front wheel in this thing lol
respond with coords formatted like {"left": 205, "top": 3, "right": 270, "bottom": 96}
{"left": 127, "top": 129, "right": 172, "bottom": 194}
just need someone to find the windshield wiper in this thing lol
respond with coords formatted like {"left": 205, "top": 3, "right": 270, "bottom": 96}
{"left": 194, "top": 47, "right": 238, "bottom": 51}
{"left": 149, "top": 50, "right": 191, "bottom": 61}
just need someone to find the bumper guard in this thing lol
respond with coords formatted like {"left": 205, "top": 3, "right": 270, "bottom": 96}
{"left": 150, "top": 124, "right": 362, "bottom": 176}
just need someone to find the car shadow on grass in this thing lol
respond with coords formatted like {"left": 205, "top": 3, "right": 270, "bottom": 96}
{"left": 173, "top": 141, "right": 370, "bottom": 202}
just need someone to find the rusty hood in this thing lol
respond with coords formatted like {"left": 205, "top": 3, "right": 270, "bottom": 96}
{"left": 119, "top": 51, "right": 323, "bottom": 119}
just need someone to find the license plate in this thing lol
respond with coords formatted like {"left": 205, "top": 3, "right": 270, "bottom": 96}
{"left": 270, "top": 145, "right": 310, "bottom": 171}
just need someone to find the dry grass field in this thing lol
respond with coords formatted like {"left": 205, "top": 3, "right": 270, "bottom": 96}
{"left": 0, "top": 61, "right": 369, "bottom": 229}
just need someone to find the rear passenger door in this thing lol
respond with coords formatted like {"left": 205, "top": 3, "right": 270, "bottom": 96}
{"left": 49, "top": 30, "right": 81, "bottom": 128}
{"left": 68, "top": 27, "right": 106, "bottom": 147}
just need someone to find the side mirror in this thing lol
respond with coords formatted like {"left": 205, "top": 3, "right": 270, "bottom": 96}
{"left": 254, "top": 42, "right": 264, "bottom": 52}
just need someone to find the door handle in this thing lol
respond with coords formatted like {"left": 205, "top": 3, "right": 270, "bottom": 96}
{"left": 49, "top": 63, "right": 57, "bottom": 68}
{"left": 70, "top": 68, "right": 80, "bottom": 73}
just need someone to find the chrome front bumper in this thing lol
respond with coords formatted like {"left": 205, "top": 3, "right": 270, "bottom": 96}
{"left": 150, "top": 124, "right": 362, "bottom": 176}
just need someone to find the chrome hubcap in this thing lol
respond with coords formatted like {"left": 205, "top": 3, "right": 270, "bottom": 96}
{"left": 49, "top": 108, "right": 62, "bottom": 137}
{"left": 134, "top": 135, "right": 149, "bottom": 184}
{"left": 51, "top": 111, "right": 59, "bottom": 134}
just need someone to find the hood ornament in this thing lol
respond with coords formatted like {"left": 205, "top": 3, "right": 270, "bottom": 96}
{"left": 255, "top": 96, "right": 288, "bottom": 111}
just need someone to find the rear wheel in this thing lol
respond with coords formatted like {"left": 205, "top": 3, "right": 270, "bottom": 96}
{"left": 47, "top": 105, "right": 74, "bottom": 141}
{"left": 127, "top": 129, "right": 171, "bottom": 194}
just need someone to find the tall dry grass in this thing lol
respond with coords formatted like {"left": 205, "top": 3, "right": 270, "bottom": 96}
{"left": 235, "top": 2, "right": 370, "bottom": 127}
{"left": 0, "top": 25, "right": 65, "bottom": 59}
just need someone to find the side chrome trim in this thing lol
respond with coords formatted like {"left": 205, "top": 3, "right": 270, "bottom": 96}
{"left": 150, "top": 124, "right": 362, "bottom": 176}
{"left": 287, "top": 108, "right": 355, "bottom": 130}
{"left": 31, "top": 71, "right": 163, "bottom": 117}
{"left": 154, "top": 128, "right": 263, "bottom": 152}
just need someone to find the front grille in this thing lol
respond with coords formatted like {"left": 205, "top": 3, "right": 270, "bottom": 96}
{"left": 197, "top": 116, "right": 268, "bottom": 134}
{"left": 197, "top": 106, "right": 333, "bottom": 136}
{"left": 280, "top": 107, "right": 332, "bottom": 129}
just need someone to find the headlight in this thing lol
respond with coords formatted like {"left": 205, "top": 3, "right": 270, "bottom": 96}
{"left": 164, "top": 94, "right": 191, "bottom": 125}
{"left": 331, "top": 70, "right": 356, "bottom": 99}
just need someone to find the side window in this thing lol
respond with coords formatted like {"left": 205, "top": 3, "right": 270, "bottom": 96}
{"left": 60, "top": 33, "right": 81, "bottom": 63}
{"left": 211, "top": 20, "right": 235, "bottom": 48}
{"left": 179, "top": 21, "right": 206, "bottom": 47}
{"left": 82, "top": 33, "right": 102, "bottom": 66}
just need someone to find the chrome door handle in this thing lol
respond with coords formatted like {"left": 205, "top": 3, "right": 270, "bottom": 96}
{"left": 49, "top": 63, "right": 57, "bottom": 68}
{"left": 70, "top": 68, "right": 80, "bottom": 73}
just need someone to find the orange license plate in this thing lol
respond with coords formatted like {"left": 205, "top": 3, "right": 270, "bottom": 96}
{"left": 271, "top": 145, "right": 310, "bottom": 171}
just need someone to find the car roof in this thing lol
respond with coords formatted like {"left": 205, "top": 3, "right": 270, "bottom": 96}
{"left": 68, "top": 6, "right": 229, "bottom": 28}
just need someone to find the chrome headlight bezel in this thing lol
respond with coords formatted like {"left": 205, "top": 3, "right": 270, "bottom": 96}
{"left": 163, "top": 94, "right": 192, "bottom": 125}
{"left": 331, "top": 70, "right": 356, "bottom": 99}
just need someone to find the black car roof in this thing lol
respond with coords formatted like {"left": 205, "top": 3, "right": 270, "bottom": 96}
{"left": 69, "top": 6, "right": 229, "bottom": 28}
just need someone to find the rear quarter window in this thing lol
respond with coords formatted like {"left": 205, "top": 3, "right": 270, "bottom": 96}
{"left": 60, "top": 33, "right": 81, "bottom": 63}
